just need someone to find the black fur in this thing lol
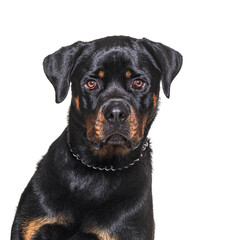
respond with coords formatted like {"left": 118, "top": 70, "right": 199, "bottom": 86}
{"left": 11, "top": 36, "right": 182, "bottom": 240}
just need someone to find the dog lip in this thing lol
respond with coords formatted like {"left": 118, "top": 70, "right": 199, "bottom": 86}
{"left": 106, "top": 133, "right": 128, "bottom": 145}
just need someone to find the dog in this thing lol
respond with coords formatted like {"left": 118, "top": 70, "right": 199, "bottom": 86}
{"left": 11, "top": 36, "right": 182, "bottom": 240}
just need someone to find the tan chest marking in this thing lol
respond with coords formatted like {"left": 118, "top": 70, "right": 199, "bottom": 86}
{"left": 90, "top": 228, "right": 118, "bottom": 240}
{"left": 22, "top": 215, "right": 68, "bottom": 240}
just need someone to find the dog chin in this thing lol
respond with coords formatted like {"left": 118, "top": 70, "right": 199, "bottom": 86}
{"left": 90, "top": 134, "right": 140, "bottom": 151}
{"left": 105, "top": 134, "right": 128, "bottom": 145}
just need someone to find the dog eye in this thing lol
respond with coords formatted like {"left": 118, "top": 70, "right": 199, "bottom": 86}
{"left": 86, "top": 80, "right": 97, "bottom": 90}
{"left": 132, "top": 80, "right": 145, "bottom": 89}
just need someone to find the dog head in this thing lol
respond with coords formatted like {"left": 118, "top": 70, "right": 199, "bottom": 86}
{"left": 43, "top": 36, "right": 182, "bottom": 157}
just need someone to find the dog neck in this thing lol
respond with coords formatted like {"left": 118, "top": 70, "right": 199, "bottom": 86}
{"left": 67, "top": 124, "right": 150, "bottom": 171}
{"left": 68, "top": 132, "right": 149, "bottom": 171}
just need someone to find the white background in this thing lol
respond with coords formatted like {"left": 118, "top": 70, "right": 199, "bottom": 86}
{"left": 1, "top": 0, "right": 240, "bottom": 239}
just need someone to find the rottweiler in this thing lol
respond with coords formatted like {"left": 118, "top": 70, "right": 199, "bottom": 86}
{"left": 11, "top": 36, "right": 182, "bottom": 240}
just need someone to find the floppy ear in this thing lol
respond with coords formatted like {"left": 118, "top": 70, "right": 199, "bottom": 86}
{"left": 43, "top": 41, "right": 85, "bottom": 103}
{"left": 141, "top": 38, "right": 183, "bottom": 98}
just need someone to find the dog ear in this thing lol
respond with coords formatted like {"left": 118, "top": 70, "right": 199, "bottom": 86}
{"left": 43, "top": 41, "right": 85, "bottom": 103}
{"left": 140, "top": 38, "right": 183, "bottom": 98}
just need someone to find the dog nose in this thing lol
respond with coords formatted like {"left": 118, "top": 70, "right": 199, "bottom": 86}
{"left": 104, "top": 101, "right": 130, "bottom": 123}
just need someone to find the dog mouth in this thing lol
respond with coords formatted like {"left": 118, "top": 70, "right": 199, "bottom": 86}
{"left": 106, "top": 134, "right": 128, "bottom": 145}
{"left": 90, "top": 133, "right": 141, "bottom": 151}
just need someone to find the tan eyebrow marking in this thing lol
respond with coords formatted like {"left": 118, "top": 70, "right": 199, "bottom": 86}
{"left": 125, "top": 70, "right": 132, "bottom": 78}
{"left": 98, "top": 70, "right": 104, "bottom": 78}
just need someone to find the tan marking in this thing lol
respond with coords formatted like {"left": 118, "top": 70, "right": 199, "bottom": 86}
{"left": 74, "top": 96, "right": 80, "bottom": 111}
{"left": 98, "top": 70, "right": 105, "bottom": 78}
{"left": 89, "top": 227, "right": 118, "bottom": 240}
{"left": 125, "top": 70, "right": 131, "bottom": 78}
{"left": 22, "top": 215, "right": 69, "bottom": 240}
{"left": 153, "top": 93, "right": 158, "bottom": 109}
{"left": 86, "top": 116, "right": 93, "bottom": 134}
{"left": 126, "top": 108, "right": 139, "bottom": 140}
{"left": 91, "top": 144, "right": 114, "bottom": 158}
{"left": 94, "top": 108, "right": 105, "bottom": 140}
{"left": 114, "top": 145, "right": 131, "bottom": 155}
{"left": 141, "top": 113, "right": 148, "bottom": 136}
{"left": 85, "top": 114, "right": 96, "bottom": 139}
{"left": 86, "top": 108, "right": 106, "bottom": 143}
{"left": 92, "top": 144, "right": 130, "bottom": 158}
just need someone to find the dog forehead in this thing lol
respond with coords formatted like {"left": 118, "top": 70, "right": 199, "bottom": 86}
{"left": 94, "top": 48, "right": 133, "bottom": 68}
{"left": 87, "top": 36, "right": 141, "bottom": 67}
{"left": 73, "top": 36, "right": 154, "bottom": 80}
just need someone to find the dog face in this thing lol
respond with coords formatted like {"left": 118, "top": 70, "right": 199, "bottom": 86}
{"left": 43, "top": 36, "right": 182, "bottom": 156}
